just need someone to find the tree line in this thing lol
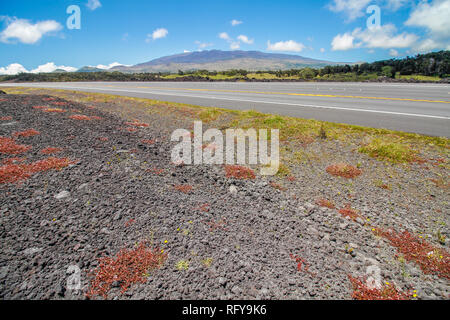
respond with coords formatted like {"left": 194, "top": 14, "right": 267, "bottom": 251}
{"left": 1, "top": 50, "right": 448, "bottom": 82}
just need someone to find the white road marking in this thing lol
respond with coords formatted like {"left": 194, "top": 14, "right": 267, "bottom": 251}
{"left": 22, "top": 84, "right": 450, "bottom": 120}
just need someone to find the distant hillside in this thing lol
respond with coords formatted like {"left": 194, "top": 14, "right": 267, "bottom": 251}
{"left": 112, "top": 50, "right": 342, "bottom": 73}
{"left": 77, "top": 66, "right": 107, "bottom": 73}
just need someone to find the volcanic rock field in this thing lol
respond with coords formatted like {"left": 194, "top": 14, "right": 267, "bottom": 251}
{"left": 0, "top": 93, "right": 448, "bottom": 300}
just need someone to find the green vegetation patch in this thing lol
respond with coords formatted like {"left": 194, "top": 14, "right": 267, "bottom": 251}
{"left": 359, "top": 138, "right": 417, "bottom": 163}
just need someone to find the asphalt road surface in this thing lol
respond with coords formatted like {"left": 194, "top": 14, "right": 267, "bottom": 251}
{"left": 1, "top": 81, "right": 449, "bottom": 137}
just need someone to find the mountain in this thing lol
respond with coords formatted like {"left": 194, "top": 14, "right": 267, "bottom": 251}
{"left": 77, "top": 66, "right": 107, "bottom": 73}
{"left": 112, "top": 50, "right": 344, "bottom": 73}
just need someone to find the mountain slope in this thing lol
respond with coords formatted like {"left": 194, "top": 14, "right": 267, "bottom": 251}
{"left": 112, "top": 50, "right": 343, "bottom": 73}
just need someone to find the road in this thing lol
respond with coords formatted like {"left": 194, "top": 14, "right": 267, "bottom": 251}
{"left": 1, "top": 81, "right": 449, "bottom": 137}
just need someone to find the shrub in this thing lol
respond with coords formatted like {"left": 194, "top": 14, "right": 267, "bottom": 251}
{"left": 224, "top": 165, "right": 256, "bottom": 180}
{"left": 326, "top": 163, "right": 361, "bottom": 178}
{"left": 87, "top": 242, "right": 166, "bottom": 299}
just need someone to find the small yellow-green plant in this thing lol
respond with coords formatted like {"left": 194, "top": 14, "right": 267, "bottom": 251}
{"left": 176, "top": 260, "right": 189, "bottom": 271}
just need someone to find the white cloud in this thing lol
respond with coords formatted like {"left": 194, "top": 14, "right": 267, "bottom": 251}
{"left": 219, "top": 32, "right": 230, "bottom": 41}
{"left": 30, "top": 62, "right": 77, "bottom": 73}
{"left": 412, "top": 38, "right": 450, "bottom": 53}
{"left": 386, "top": 0, "right": 410, "bottom": 11}
{"left": 331, "top": 33, "right": 356, "bottom": 50}
{"left": 183, "top": 50, "right": 191, "bottom": 53}
{"left": 237, "top": 35, "right": 254, "bottom": 44}
{"left": 405, "top": 0, "right": 450, "bottom": 39}
{"left": 353, "top": 24, "right": 418, "bottom": 48}
{"left": 86, "top": 0, "right": 102, "bottom": 11}
{"left": 332, "top": 24, "right": 418, "bottom": 50}
{"left": 147, "top": 28, "right": 168, "bottom": 42}
{"left": 0, "top": 62, "right": 78, "bottom": 75}
{"left": 93, "top": 62, "right": 129, "bottom": 70}
{"left": 267, "top": 40, "right": 305, "bottom": 52}
{"left": 328, "top": 0, "right": 372, "bottom": 21}
{"left": 389, "top": 48, "right": 399, "bottom": 56}
{"left": 0, "top": 63, "right": 28, "bottom": 75}
{"left": 195, "top": 41, "right": 213, "bottom": 49}
{"left": 231, "top": 19, "right": 243, "bottom": 26}
{"left": 328, "top": 0, "right": 411, "bottom": 20}
{"left": 230, "top": 42, "right": 240, "bottom": 50}
{"left": 320, "top": 48, "right": 326, "bottom": 53}
{"left": 0, "top": 18, "right": 62, "bottom": 44}
{"left": 219, "top": 32, "right": 253, "bottom": 49}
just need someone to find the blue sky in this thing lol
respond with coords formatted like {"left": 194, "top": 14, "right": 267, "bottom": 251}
{"left": 0, "top": 0, "right": 449, "bottom": 74}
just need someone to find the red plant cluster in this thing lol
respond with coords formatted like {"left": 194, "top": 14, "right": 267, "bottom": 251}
{"left": 0, "top": 157, "right": 74, "bottom": 184}
{"left": 338, "top": 203, "right": 360, "bottom": 221}
{"left": 195, "top": 203, "right": 210, "bottom": 213}
{"left": 0, "top": 116, "right": 12, "bottom": 121}
{"left": 51, "top": 101, "right": 68, "bottom": 106}
{"left": 0, "top": 137, "right": 32, "bottom": 155}
{"left": 0, "top": 99, "right": 7, "bottom": 102}
{"left": 1, "top": 157, "right": 26, "bottom": 165}
{"left": 42, "top": 108, "right": 66, "bottom": 113}
{"left": 326, "top": 163, "right": 362, "bottom": 179}
{"left": 124, "top": 219, "right": 135, "bottom": 227}
{"left": 42, "top": 97, "right": 55, "bottom": 101}
{"left": 125, "top": 120, "right": 149, "bottom": 128}
{"left": 32, "top": 106, "right": 48, "bottom": 110}
{"left": 141, "top": 139, "right": 156, "bottom": 145}
{"left": 98, "top": 137, "right": 109, "bottom": 142}
{"left": 40, "top": 147, "right": 63, "bottom": 155}
{"left": 174, "top": 184, "right": 193, "bottom": 193}
{"left": 348, "top": 275, "right": 413, "bottom": 300}
{"left": 270, "top": 181, "right": 287, "bottom": 191}
{"left": 316, "top": 198, "right": 336, "bottom": 209}
{"left": 125, "top": 127, "right": 138, "bottom": 132}
{"left": 86, "top": 242, "right": 167, "bottom": 299}
{"left": 203, "top": 219, "right": 228, "bottom": 232}
{"left": 286, "top": 176, "right": 296, "bottom": 182}
{"left": 224, "top": 165, "right": 256, "bottom": 180}
{"left": 289, "top": 253, "right": 316, "bottom": 276}
{"left": 69, "top": 114, "right": 93, "bottom": 121}
{"left": 13, "top": 129, "right": 40, "bottom": 138}
{"left": 146, "top": 167, "right": 165, "bottom": 175}
{"left": 373, "top": 228, "right": 450, "bottom": 280}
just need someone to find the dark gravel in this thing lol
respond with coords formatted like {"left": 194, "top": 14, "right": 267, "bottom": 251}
{"left": 0, "top": 94, "right": 448, "bottom": 300}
